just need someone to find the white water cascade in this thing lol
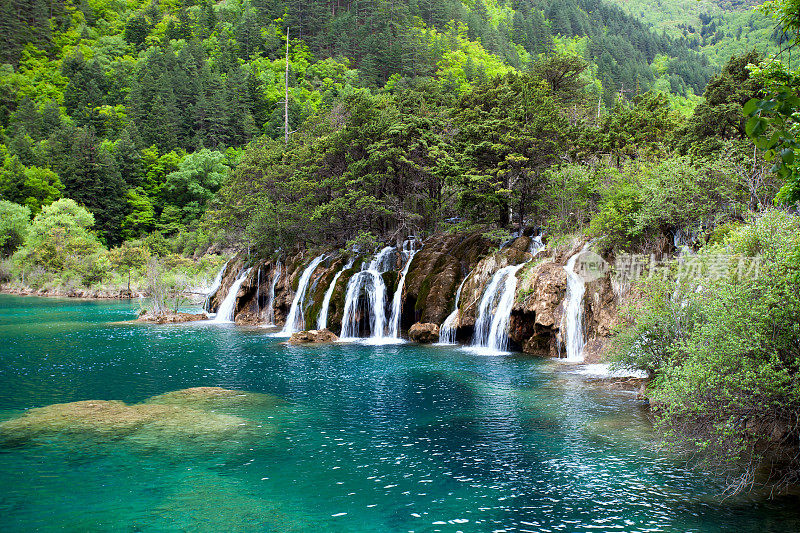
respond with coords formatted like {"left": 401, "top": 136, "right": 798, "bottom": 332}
{"left": 340, "top": 246, "right": 395, "bottom": 341}
{"left": 470, "top": 263, "right": 526, "bottom": 354}
{"left": 530, "top": 234, "right": 545, "bottom": 257}
{"left": 279, "top": 254, "right": 326, "bottom": 336}
{"left": 203, "top": 260, "right": 230, "bottom": 312}
{"left": 316, "top": 258, "right": 354, "bottom": 330}
{"left": 213, "top": 268, "right": 251, "bottom": 323}
{"left": 264, "top": 262, "right": 281, "bottom": 325}
{"left": 438, "top": 274, "right": 469, "bottom": 345}
{"left": 387, "top": 239, "right": 420, "bottom": 339}
{"left": 255, "top": 267, "right": 261, "bottom": 314}
{"left": 560, "top": 245, "right": 588, "bottom": 362}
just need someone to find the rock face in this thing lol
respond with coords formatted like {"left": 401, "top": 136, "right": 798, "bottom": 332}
{"left": 510, "top": 261, "right": 568, "bottom": 357}
{"left": 408, "top": 322, "right": 440, "bottom": 343}
{"left": 403, "top": 232, "right": 491, "bottom": 326}
{"left": 1, "top": 287, "right": 145, "bottom": 299}
{"left": 287, "top": 329, "right": 339, "bottom": 344}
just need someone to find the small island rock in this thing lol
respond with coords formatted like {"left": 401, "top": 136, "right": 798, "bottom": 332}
{"left": 408, "top": 322, "right": 440, "bottom": 343}
{"left": 288, "top": 329, "right": 339, "bottom": 344}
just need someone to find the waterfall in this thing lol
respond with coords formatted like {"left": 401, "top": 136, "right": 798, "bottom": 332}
{"left": 264, "top": 262, "right": 281, "bottom": 325}
{"left": 255, "top": 268, "right": 261, "bottom": 314}
{"left": 387, "top": 239, "right": 420, "bottom": 339}
{"left": 530, "top": 234, "right": 545, "bottom": 257}
{"left": 471, "top": 263, "right": 526, "bottom": 354}
{"left": 279, "top": 254, "right": 326, "bottom": 336}
{"left": 316, "top": 258, "right": 354, "bottom": 330}
{"left": 560, "top": 246, "right": 588, "bottom": 362}
{"left": 340, "top": 246, "right": 395, "bottom": 341}
{"left": 438, "top": 274, "right": 470, "bottom": 345}
{"left": 213, "top": 268, "right": 251, "bottom": 323}
{"left": 203, "top": 260, "right": 230, "bottom": 312}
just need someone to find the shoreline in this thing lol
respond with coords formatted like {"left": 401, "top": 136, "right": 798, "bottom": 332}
{"left": 1, "top": 285, "right": 146, "bottom": 299}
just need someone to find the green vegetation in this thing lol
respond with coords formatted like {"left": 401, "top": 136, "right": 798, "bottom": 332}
{"left": 612, "top": 211, "right": 800, "bottom": 492}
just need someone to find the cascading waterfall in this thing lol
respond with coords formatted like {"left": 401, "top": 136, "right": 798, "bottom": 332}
{"left": 264, "top": 262, "right": 281, "bottom": 325}
{"left": 438, "top": 274, "right": 470, "bottom": 345}
{"left": 471, "top": 263, "right": 526, "bottom": 354}
{"left": 203, "top": 260, "right": 230, "bottom": 312}
{"left": 387, "top": 239, "right": 420, "bottom": 339}
{"left": 255, "top": 267, "right": 261, "bottom": 314}
{"left": 560, "top": 245, "right": 588, "bottom": 362}
{"left": 530, "top": 234, "right": 545, "bottom": 257}
{"left": 279, "top": 255, "right": 326, "bottom": 336}
{"left": 316, "top": 258, "right": 354, "bottom": 330}
{"left": 213, "top": 268, "right": 251, "bottom": 323}
{"left": 340, "top": 246, "right": 395, "bottom": 341}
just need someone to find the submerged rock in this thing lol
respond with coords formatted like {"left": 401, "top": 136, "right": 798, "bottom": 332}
{"left": 287, "top": 329, "right": 339, "bottom": 344}
{"left": 0, "top": 387, "right": 281, "bottom": 450}
{"left": 145, "top": 386, "right": 285, "bottom": 410}
{"left": 408, "top": 322, "right": 440, "bottom": 343}
{"left": 0, "top": 400, "right": 250, "bottom": 446}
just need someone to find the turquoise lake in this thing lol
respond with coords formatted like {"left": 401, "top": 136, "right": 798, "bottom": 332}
{"left": 0, "top": 294, "right": 798, "bottom": 532}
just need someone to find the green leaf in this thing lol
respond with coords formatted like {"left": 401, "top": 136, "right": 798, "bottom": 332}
{"left": 781, "top": 148, "right": 795, "bottom": 165}
{"left": 742, "top": 98, "right": 760, "bottom": 116}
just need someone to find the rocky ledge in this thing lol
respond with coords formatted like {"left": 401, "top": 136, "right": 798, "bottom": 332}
{"left": 136, "top": 312, "right": 208, "bottom": 324}
{"left": 2, "top": 286, "right": 146, "bottom": 299}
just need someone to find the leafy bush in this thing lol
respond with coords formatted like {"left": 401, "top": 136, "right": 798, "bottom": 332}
{"left": 589, "top": 156, "right": 745, "bottom": 251}
{"left": 612, "top": 210, "right": 800, "bottom": 493}
{"left": 539, "top": 164, "right": 601, "bottom": 235}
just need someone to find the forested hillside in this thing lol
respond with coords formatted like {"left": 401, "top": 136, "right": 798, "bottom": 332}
{"left": 0, "top": 0, "right": 720, "bottom": 249}
{"left": 603, "top": 0, "right": 784, "bottom": 66}
{"left": 0, "top": 0, "right": 795, "bottom": 267}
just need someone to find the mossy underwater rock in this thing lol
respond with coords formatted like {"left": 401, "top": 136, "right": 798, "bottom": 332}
{"left": 0, "top": 387, "right": 281, "bottom": 450}
{"left": 145, "top": 386, "right": 285, "bottom": 410}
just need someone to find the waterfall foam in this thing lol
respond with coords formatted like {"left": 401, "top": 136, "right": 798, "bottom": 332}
{"left": 316, "top": 258, "right": 354, "bottom": 330}
{"left": 438, "top": 273, "right": 470, "bottom": 345}
{"left": 203, "top": 260, "right": 230, "bottom": 312}
{"left": 470, "top": 263, "right": 526, "bottom": 354}
{"left": 529, "top": 234, "right": 545, "bottom": 257}
{"left": 264, "top": 262, "right": 281, "bottom": 325}
{"left": 560, "top": 245, "right": 588, "bottom": 362}
{"left": 278, "top": 254, "right": 326, "bottom": 336}
{"left": 213, "top": 268, "right": 251, "bottom": 323}
{"left": 387, "top": 239, "right": 420, "bottom": 339}
{"left": 340, "top": 246, "right": 395, "bottom": 341}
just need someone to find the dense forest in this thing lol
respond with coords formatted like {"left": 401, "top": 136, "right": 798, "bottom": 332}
{"left": 0, "top": 0, "right": 738, "bottom": 250}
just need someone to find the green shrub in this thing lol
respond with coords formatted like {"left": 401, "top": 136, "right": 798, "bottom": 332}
{"left": 613, "top": 210, "right": 800, "bottom": 493}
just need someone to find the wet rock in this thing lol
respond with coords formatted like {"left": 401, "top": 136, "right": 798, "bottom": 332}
{"left": 514, "top": 262, "right": 567, "bottom": 327}
{"left": 0, "top": 387, "right": 283, "bottom": 451}
{"left": 287, "top": 329, "right": 339, "bottom": 344}
{"left": 404, "top": 232, "right": 490, "bottom": 326}
{"left": 408, "top": 322, "right": 440, "bottom": 343}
